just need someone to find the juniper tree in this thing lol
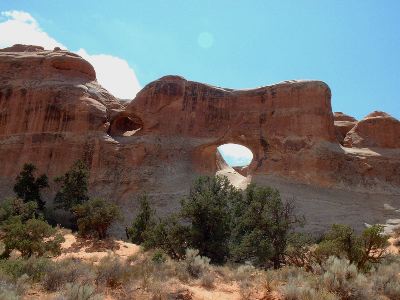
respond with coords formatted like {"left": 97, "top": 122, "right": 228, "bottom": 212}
{"left": 14, "top": 163, "right": 49, "bottom": 211}
{"left": 54, "top": 160, "right": 89, "bottom": 211}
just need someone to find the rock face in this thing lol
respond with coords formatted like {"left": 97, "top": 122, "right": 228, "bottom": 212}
{"left": 334, "top": 112, "right": 357, "bottom": 145}
{"left": 0, "top": 45, "right": 399, "bottom": 235}
{"left": 344, "top": 111, "right": 400, "bottom": 148}
{"left": 0, "top": 45, "right": 123, "bottom": 182}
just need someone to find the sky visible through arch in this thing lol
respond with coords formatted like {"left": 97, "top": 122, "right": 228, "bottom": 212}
{"left": 0, "top": 1, "right": 399, "bottom": 166}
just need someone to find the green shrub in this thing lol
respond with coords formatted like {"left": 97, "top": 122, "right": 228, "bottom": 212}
{"left": 135, "top": 176, "right": 304, "bottom": 267}
{"left": 142, "top": 214, "right": 188, "bottom": 259}
{"left": 316, "top": 224, "right": 389, "bottom": 271}
{"left": 282, "top": 280, "right": 338, "bottom": 300}
{"left": 54, "top": 160, "right": 89, "bottom": 212}
{"left": 73, "top": 198, "right": 121, "bottom": 239}
{"left": 183, "top": 248, "right": 211, "bottom": 278}
{"left": 0, "top": 198, "right": 37, "bottom": 225}
{"left": 43, "top": 258, "right": 95, "bottom": 291}
{"left": 13, "top": 163, "right": 48, "bottom": 211}
{"left": 95, "top": 256, "right": 130, "bottom": 288}
{"left": 0, "top": 273, "right": 28, "bottom": 299}
{"left": 370, "top": 259, "right": 400, "bottom": 299}
{"left": 1, "top": 216, "right": 64, "bottom": 258}
{"left": 151, "top": 249, "right": 167, "bottom": 264}
{"left": 230, "top": 184, "right": 304, "bottom": 268}
{"left": 320, "top": 256, "right": 373, "bottom": 299}
{"left": 180, "top": 176, "right": 241, "bottom": 263}
{"left": 0, "top": 257, "right": 53, "bottom": 282}
{"left": 128, "top": 195, "right": 156, "bottom": 245}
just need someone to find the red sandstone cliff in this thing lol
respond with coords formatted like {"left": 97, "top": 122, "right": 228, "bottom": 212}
{"left": 0, "top": 45, "right": 399, "bottom": 234}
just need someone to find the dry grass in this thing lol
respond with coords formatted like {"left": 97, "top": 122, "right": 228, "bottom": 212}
{"left": 0, "top": 232, "right": 399, "bottom": 300}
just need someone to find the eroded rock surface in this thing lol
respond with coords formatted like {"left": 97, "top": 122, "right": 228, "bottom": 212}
{"left": 0, "top": 45, "right": 399, "bottom": 235}
{"left": 344, "top": 111, "right": 400, "bottom": 148}
{"left": 334, "top": 112, "right": 357, "bottom": 144}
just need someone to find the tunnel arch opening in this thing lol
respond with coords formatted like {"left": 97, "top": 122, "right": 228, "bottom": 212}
{"left": 109, "top": 115, "right": 143, "bottom": 137}
{"left": 216, "top": 143, "right": 254, "bottom": 187}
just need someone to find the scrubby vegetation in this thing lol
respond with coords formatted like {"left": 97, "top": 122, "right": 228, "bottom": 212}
{"left": 129, "top": 176, "right": 305, "bottom": 266}
{"left": 73, "top": 198, "right": 121, "bottom": 239}
{"left": 54, "top": 160, "right": 90, "bottom": 212}
{"left": 0, "top": 164, "right": 398, "bottom": 299}
{"left": 13, "top": 163, "right": 49, "bottom": 212}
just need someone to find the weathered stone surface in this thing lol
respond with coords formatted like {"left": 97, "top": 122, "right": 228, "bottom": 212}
{"left": 334, "top": 112, "right": 357, "bottom": 122}
{"left": 117, "top": 76, "right": 337, "bottom": 179}
{"left": 0, "top": 45, "right": 123, "bottom": 181}
{"left": 0, "top": 45, "right": 399, "bottom": 235}
{"left": 344, "top": 111, "right": 400, "bottom": 148}
{"left": 334, "top": 112, "right": 357, "bottom": 145}
{"left": 0, "top": 44, "right": 45, "bottom": 52}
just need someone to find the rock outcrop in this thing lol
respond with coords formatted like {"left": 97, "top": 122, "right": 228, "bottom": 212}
{"left": 334, "top": 112, "right": 357, "bottom": 144}
{"left": 344, "top": 111, "right": 400, "bottom": 148}
{"left": 0, "top": 45, "right": 399, "bottom": 235}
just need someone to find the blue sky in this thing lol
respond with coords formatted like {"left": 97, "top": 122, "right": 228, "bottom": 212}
{"left": 0, "top": 1, "right": 399, "bottom": 165}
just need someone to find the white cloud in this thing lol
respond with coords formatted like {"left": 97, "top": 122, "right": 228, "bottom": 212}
{"left": 77, "top": 49, "right": 141, "bottom": 99}
{"left": 0, "top": 10, "right": 65, "bottom": 49}
{"left": 0, "top": 10, "right": 141, "bottom": 99}
{"left": 218, "top": 143, "right": 253, "bottom": 166}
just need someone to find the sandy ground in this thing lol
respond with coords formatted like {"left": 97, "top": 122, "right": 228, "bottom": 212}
{"left": 52, "top": 232, "right": 276, "bottom": 300}
{"left": 56, "top": 232, "right": 140, "bottom": 263}
{"left": 216, "top": 167, "right": 251, "bottom": 190}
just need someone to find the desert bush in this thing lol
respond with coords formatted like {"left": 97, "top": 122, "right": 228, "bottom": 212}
{"left": 43, "top": 258, "right": 95, "bottom": 291}
{"left": 180, "top": 176, "right": 241, "bottom": 264}
{"left": 183, "top": 248, "right": 211, "bottom": 278}
{"left": 230, "top": 184, "right": 304, "bottom": 268}
{"left": 136, "top": 176, "right": 305, "bottom": 267}
{"left": 13, "top": 163, "right": 49, "bottom": 211}
{"left": 0, "top": 256, "right": 53, "bottom": 282}
{"left": 128, "top": 195, "right": 156, "bottom": 245}
{"left": 1, "top": 216, "right": 64, "bottom": 258}
{"left": 282, "top": 280, "right": 338, "bottom": 300}
{"left": 54, "top": 160, "right": 89, "bottom": 212}
{"left": 142, "top": 214, "right": 188, "bottom": 259}
{"left": 319, "top": 256, "right": 373, "bottom": 299}
{"left": 73, "top": 198, "right": 121, "bottom": 239}
{"left": 58, "top": 283, "right": 103, "bottom": 300}
{"left": 200, "top": 272, "right": 215, "bottom": 288}
{"left": 95, "top": 256, "right": 130, "bottom": 289}
{"left": 370, "top": 259, "right": 400, "bottom": 299}
{"left": 270, "top": 265, "right": 308, "bottom": 282}
{"left": 0, "top": 198, "right": 37, "bottom": 225}
{"left": 0, "top": 283, "right": 19, "bottom": 300}
{"left": 0, "top": 273, "right": 29, "bottom": 299}
{"left": 232, "top": 264, "right": 256, "bottom": 282}
{"left": 316, "top": 224, "right": 389, "bottom": 271}
{"left": 151, "top": 249, "right": 167, "bottom": 264}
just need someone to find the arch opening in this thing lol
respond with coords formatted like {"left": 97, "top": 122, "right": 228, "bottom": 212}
{"left": 109, "top": 115, "right": 143, "bottom": 137}
{"left": 216, "top": 143, "right": 254, "bottom": 188}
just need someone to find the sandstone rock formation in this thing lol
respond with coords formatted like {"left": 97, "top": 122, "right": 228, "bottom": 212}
{"left": 334, "top": 112, "right": 357, "bottom": 145}
{"left": 344, "top": 111, "right": 400, "bottom": 148}
{"left": 0, "top": 45, "right": 399, "bottom": 235}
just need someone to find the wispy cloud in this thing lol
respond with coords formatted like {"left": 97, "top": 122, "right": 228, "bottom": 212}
{"left": 0, "top": 10, "right": 141, "bottom": 99}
